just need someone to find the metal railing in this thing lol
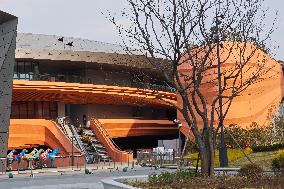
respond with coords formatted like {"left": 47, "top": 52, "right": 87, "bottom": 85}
{"left": 131, "top": 82, "right": 176, "bottom": 92}
{"left": 93, "top": 119, "right": 123, "bottom": 151}
{"left": 137, "top": 150, "right": 195, "bottom": 168}
{"left": 14, "top": 72, "right": 176, "bottom": 92}
{"left": 55, "top": 117, "right": 69, "bottom": 137}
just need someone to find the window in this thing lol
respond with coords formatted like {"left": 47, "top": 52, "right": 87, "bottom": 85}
{"left": 11, "top": 101, "right": 58, "bottom": 119}
{"left": 13, "top": 61, "right": 38, "bottom": 80}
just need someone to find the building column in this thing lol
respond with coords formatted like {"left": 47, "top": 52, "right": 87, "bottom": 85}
{"left": 57, "top": 102, "right": 65, "bottom": 118}
{"left": 0, "top": 12, "right": 18, "bottom": 172}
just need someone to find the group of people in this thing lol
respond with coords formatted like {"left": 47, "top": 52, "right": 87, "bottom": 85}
{"left": 6, "top": 148, "right": 59, "bottom": 171}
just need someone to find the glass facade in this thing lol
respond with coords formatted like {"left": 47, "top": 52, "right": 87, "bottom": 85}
{"left": 11, "top": 101, "right": 57, "bottom": 119}
{"left": 13, "top": 61, "right": 39, "bottom": 80}
{"left": 13, "top": 61, "right": 175, "bottom": 92}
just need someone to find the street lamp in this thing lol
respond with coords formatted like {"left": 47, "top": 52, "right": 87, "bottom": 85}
{"left": 213, "top": 10, "right": 228, "bottom": 167}
{"left": 173, "top": 119, "right": 183, "bottom": 157}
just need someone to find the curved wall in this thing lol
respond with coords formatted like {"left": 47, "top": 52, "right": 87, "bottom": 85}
{"left": 177, "top": 42, "right": 283, "bottom": 136}
{"left": 98, "top": 119, "right": 178, "bottom": 138}
{"left": 8, "top": 119, "right": 81, "bottom": 154}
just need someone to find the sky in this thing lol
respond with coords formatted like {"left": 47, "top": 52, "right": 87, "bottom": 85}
{"left": 0, "top": 0, "right": 283, "bottom": 60}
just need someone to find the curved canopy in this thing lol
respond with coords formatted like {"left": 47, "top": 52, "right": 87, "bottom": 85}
{"left": 13, "top": 80, "right": 176, "bottom": 108}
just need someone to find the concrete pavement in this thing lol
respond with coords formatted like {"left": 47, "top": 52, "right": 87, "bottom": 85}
{"left": 0, "top": 166, "right": 173, "bottom": 189}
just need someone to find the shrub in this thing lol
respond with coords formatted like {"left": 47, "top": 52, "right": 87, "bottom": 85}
{"left": 252, "top": 142, "right": 284, "bottom": 152}
{"left": 239, "top": 163, "right": 263, "bottom": 178}
{"left": 148, "top": 170, "right": 196, "bottom": 185}
{"left": 220, "top": 123, "right": 267, "bottom": 149}
{"left": 271, "top": 150, "right": 284, "bottom": 176}
{"left": 128, "top": 174, "right": 284, "bottom": 189}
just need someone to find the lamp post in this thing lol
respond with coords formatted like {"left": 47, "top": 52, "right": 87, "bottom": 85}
{"left": 213, "top": 9, "right": 228, "bottom": 167}
{"left": 173, "top": 119, "right": 183, "bottom": 157}
{"left": 71, "top": 135, "right": 74, "bottom": 169}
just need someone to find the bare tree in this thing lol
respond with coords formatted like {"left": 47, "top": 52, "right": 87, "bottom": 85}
{"left": 109, "top": 0, "right": 278, "bottom": 176}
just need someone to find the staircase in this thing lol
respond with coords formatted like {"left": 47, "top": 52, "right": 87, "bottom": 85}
{"left": 79, "top": 126, "right": 112, "bottom": 162}
{"left": 90, "top": 119, "right": 133, "bottom": 162}
{"left": 56, "top": 117, "right": 73, "bottom": 139}
{"left": 56, "top": 117, "right": 93, "bottom": 163}
{"left": 56, "top": 117, "right": 129, "bottom": 163}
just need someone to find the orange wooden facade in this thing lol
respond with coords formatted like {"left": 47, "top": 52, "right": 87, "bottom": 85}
{"left": 8, "top": 119, "right": 81, "bottom": 153}
{"left": 12, "top": 80, "right": 176, "bottom": 107}
{"left": 177, "top": 42, "right": 283, "bottom": 137}
{"left": 98, "top": 119, "right": 177, "bottom": 138}
{"left": 10, "top": 80, "right": 178, "bottom": 162}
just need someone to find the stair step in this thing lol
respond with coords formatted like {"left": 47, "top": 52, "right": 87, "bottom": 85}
{"left": 96, "top": 149, "right": 107, "bottom": 153}
{"left": 64, "top": 123, "right": 115, "bottom": 163}
{"left": 95, "top": 145, "right": 106, "bottom": 151}
{"left": 84, "top": 130, "right": 93, "bottom": 134}
{"left": 100, "top": 155, "right": 110, "bottom": 158}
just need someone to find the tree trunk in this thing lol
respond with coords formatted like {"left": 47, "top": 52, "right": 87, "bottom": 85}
{"left": 209, "top": 128, "right": 215, "bottom": 176}
{"left": 190, "top": 122, "right": 215, "bottom": 177}
{"left": 199, "top": 128, "right": 215, "bottom": 177}
{"left": 199, "top": 148, "right": 209, "bottom": 176}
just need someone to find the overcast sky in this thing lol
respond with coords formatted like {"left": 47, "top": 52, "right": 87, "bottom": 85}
{"left": 0, "top": 0, "right": 283, "bottom": 60}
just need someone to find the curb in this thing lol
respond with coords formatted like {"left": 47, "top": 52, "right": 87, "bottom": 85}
{"left": 101, "top": 175, "right": 148, "bottom": 189}
{"left": 0, "top": 169, "right": 84, "bottom": 178}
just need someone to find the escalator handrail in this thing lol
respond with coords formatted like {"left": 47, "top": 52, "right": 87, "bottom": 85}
{"left": 62, "top": 117, "right": 93, "bottom": 163}
{"left": 93, "top": 119, "right": 128, "bottom": 153}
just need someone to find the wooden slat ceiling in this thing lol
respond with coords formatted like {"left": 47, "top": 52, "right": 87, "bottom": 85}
{"left": 13, "top": 80, "right": 177, "bottom": 108}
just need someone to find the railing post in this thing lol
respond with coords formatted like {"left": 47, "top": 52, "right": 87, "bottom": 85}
{"left": 127, "top": 156, "right": 129, "bottom": 167}
{"left": 71, "top": 136, "right": 74, "bottom": 169}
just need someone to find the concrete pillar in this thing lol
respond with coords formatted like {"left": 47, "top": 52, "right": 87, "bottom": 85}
{"left": 57, "top": 102, "right": 65, "bottom": 118}
{"left": 0, "top": 11, "right": 18, "bottom": 172}
{"left": 65, "top": 104, "right": 71, "bottom": 117}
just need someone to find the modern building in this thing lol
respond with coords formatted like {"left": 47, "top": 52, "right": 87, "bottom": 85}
{"left": 177, "top": 42, "right": 283, "bottom": 136}
{"left": 0, "top": 11, "right": 17, "bottom": 172}
{"left": 3, "top": 11, "right": 283, "bottom": 169}
{"left": 8, "top": 33, "right": 178, "bottom": 164}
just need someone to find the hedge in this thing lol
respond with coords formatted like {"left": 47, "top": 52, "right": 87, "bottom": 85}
{"left": 252, "top": 142, "right": 284, "bottom": 152}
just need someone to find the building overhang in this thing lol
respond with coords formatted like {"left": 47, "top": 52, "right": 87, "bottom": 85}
{"left": 12, "top": 80, "right": 177, "bottom": 108}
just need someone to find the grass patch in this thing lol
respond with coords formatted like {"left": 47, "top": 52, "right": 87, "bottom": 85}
{"left": 185, "top": 148, "right": 253, "bottom": 167}
{"left": 230, "top": 151, "right": 277, "bottom": 168}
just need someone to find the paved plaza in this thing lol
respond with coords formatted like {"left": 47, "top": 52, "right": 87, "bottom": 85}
{"left": 0, "top": 167, "right": 172, "bottom": 189}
